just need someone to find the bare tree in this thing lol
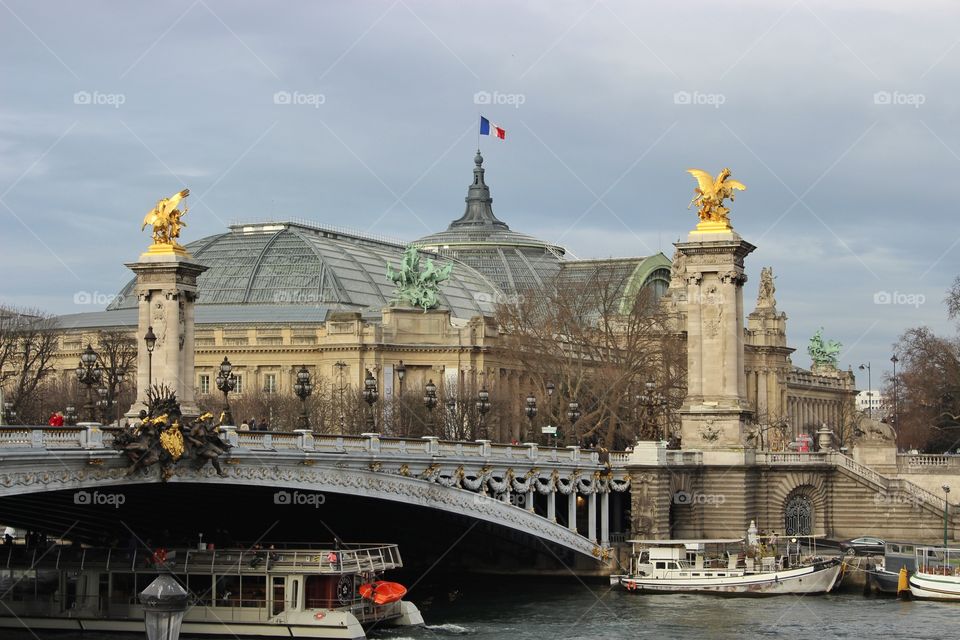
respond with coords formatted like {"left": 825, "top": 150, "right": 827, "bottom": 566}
{"left": 95, "top": 330, "right": 138, "bottom": 424}
{"left": 0, "top": 305, "right": 61, "bottom": 420}
{"left": 495, "top": 266, "right": 686, "bottom": 449}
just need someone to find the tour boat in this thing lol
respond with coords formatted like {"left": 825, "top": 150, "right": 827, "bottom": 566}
{"left": 0, "top": 542, "right": 423, "bottom": 638}
{"left": 618, "top": 537, "right": 843, "bottom": 596}
{"left": 908, "top": 546, "right": 960, "bottom": 600}
{"left": 869, "top": 541, "right": 919, "bottom": 595}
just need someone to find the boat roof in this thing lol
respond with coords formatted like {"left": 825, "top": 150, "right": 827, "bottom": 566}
{"left": 627, "top": 538, "right": 744, "bottom": 545}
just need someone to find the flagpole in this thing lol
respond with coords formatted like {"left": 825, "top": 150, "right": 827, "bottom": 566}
{"left": 477, "top": 111, "right": 481, "bottom": 151}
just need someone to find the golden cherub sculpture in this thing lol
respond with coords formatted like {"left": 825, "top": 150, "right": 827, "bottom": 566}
{"left": 686, "top": 168, "right": 746, "bottom": 232}
{"left": 142, "top": 189, "right": 189, "bottom": 248}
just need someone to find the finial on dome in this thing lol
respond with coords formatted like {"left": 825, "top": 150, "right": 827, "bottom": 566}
{"left": 475, "top": 150, "right": 483, "bottom": 166}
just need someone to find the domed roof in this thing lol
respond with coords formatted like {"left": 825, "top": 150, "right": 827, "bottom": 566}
{"left": 108, "top": 221, "right": 500, "bottom": 319}
{"left": 414, "top": 152, "right": 565, "bottom": 296}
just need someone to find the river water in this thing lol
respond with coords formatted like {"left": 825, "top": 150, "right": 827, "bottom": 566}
{"left": 6, "top": 581, "right": 954, "bottom": 640}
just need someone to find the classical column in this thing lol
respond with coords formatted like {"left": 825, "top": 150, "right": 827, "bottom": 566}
{"left": 600, "top": 490, "right": 610, "bottom": 545}
{"left": 588, "top": 492, "right": 597, "bottom": 543}
{"left": 526, "top": 488, "right": 535, "bottom": 513}
{"left": 568, "top": 490, "right": 577, "bottom": 533}
{"left": 547, "top": 487, "right": 556, "bottom": 522}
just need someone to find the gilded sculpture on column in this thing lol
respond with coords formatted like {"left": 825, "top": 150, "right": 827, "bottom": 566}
{"left": 686, "top": 168, "right": 746, "bottom": 232}
{"left": 142, "top": 189, "right": 190, "bottom": 253}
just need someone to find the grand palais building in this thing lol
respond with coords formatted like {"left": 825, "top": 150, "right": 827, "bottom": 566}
{"left": 53, "top": 152, "right": 855, "bottom": 442}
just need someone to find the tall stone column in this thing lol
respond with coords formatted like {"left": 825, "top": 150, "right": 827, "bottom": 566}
{"left": 675, "top": 228, "right": 755, "bottom": 451}
{"left": 126, "top": 248, "right": 207, "bottom": 418}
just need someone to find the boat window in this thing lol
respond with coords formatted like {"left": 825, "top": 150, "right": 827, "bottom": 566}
{"left": 305, "top": 575, "right": 334, "bottom": 609}
{"left": 291, "top": 578, "right": 299, "bottom": 610}
{"left": 241, "top": 575, "right": 266, "bottom": 608}
{"left": 189, "top": 574, "right": 213, "bottom": 606}
{"left": 692, "top": 573, "right": 700, "bottom": 577}
{"left": 110, "top": 573, "right": 134, "bottom": 605}
{"left": 655, "top": 562, "right": 666, "bottom": 570}
{"left": 272, "top": 577, "right": 285, "bottom": 616}
{"left": 216, "top": 575, "right": 241, "bottom": 607}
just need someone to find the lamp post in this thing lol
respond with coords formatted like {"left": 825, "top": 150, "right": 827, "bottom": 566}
{"left": 139, "top": 573, "right": 190, "bottom": 640}
{"left": 334, "top": 361, "right": 347, "bottom": 433}
{"left": 395, "top": 361, "right": 407, "bottom": 435}
{"left": 423, "top": 379, "right": 437, "bottom": 434}
{"left": 890, "top": 355, "right": 900, "bottom": 430}
{"left": 637, "top": 378, "right": 668, "bottom": 441}
{"left": 446, "top": 396, "right": 457, "bottom": 439}
{"left": 76, "top": 344, "right": 102, "bottom": 422}
{"left": 144, "top": 326, "right": 157, "bottom": 395}
{"left": 2, "top": 402, "right": 15, "bottom": 426}
{"left": 476, "top": 385, "right": 491, "bottom": 440}
{"left": 524, "top": 392, "right": 538, "bottom": 442}
{"left": 64, "top": 405, "right": 77, "bottom": 426}
{"left": 97, "top": 385, "right": 109, "bottom": 424}
{"left": 858, "top": 362, "right": 873, "bottom": 419}
{"left": 944, "top": 484, "right": 951, "bottom": 548}
{"left": 566, "top": 400, "right": 581, "bottom": 446}
{"left": 215, "top": 357, "right": 236, "bottom": 426}
{"left": 293, "top": 365, "right": 313, "bottom": 430}
{"left": 362, "top": 369, "right": 378, "bottom": 430}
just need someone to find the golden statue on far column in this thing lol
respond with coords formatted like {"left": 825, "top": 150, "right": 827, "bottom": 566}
{"left": 686, "top": 168, "right": 746, "bottom": 232}
{"left": 142, "top": 189, "right": 190, "bottom": 253}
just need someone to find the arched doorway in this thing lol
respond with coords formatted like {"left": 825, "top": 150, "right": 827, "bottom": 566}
{"left": 784, "top": 493, "right": 813, "bottom": 535}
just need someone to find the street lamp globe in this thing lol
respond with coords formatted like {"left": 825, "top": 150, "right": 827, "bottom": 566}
{"left": 144, "top": 326, "right": 157, "bottom": 353}
{"left": 396, "top": 360, "right": 406, "bottom": 382}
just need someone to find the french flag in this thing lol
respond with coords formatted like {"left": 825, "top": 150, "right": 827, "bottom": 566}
{"left": 480, "top": 116, "right": 506, "bottom": 140}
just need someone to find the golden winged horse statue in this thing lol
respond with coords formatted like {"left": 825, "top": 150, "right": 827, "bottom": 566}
{"left": 142, "top": 189, "right": 190, "bottom": 247}
{"left": 686, "top": 168, "right": 746, "bottom": 230}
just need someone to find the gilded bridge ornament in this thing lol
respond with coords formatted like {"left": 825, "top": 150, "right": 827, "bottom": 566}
{"left": 686, "top": 168, "right": 746, "bottom": 232}
{"left": 386, "top": 246, "right": 453, "bottom": 311}
{"left": 142, "top": 189, "right": 190, "bottom": 252}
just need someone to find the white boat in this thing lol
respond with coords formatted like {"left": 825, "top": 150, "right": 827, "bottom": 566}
{"left": 618, "top": 537, "right": 843, "bottom": 596}
{"left": 0, "top": 542, "right": 423, "bottom": 638}
{"left": 908, "top": 546, "right": 960, "bottom": 600}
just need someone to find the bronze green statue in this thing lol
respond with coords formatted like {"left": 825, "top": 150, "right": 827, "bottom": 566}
{"left": 808, "top": 327, "right": 842, "bottom": 368}
{"left": 386, "top": 246, "right": 452, "bottom": 311}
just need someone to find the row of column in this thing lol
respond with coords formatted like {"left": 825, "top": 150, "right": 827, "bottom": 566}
{"left": 788, "top": 396, "right": 843, "bottom": 436}
{"left": 501, "top": 484, "right": 611, "bottom": 545}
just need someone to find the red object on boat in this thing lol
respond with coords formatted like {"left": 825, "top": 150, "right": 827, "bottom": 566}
{"left": 359, "top": 581, "right": 407, "bottom": 605}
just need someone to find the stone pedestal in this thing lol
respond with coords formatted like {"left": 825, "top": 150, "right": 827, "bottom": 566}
{"left": 125, "top": 248, "right": 207, "bottom": 418}
{"left": 675, "top": 228, "right": 755, "bottom": 449}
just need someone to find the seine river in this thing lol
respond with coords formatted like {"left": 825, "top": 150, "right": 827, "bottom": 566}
{"left": 6, "top": 581, "right": 956, "bottom": 640}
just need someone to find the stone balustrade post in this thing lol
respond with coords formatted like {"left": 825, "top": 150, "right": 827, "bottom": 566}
{"left": 547, "top": 487, "right": 557, "bottom": 522}
{"left": 218, "top": 425, "right": 238, "bottom": 448}
{"left": 31, "top": 429, "right": 44, "bottom": 448}
{"left": 81, "top": 425, "right": 103, "bottom": 449}
{"left": 421, "top": 436, "right": 439, "bottom": 455}
{"left": 361, "top": 432, "right": 381, "bottom": 454}
{"left": 568, "top": 490, "right": 578, "bottom": 532}
{"left": 476, "top": 439, "right": 491, "bottom": 457}
{"left": 567, "top": 445, "right": 580, "bottom": 463}
{"left": 294, "top": 429, "right": 315, "bottom": 451}
{"left": 524, "top": 442, "right": 538, "bottom": 461}
{"left": 262, "top": 433, "right": 273, "bottom": 450}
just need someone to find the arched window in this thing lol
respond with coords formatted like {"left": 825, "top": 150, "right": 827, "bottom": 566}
{"left": 784, "top": 493, "right": 813, "bottom": 535}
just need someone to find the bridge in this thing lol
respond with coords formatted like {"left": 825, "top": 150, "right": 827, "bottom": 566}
{"left": 0, "top": 426, "right": 631, "bottom": 560}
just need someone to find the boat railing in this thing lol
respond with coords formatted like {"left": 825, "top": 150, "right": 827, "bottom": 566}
{"left": 1, "top": 543, "right": 403, "bottom": 574}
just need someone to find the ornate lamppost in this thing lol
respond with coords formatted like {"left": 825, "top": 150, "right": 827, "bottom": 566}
{"left": 64, "top": 405, "right": 77, "bottom": 426}
{"left": 476, "top": 385, "right": 491, "bottom": 440}
{"left": 334, "top": 361, "right": 347, "bottom": 432}
{"left": 215, "top": 357, "right": 236, "bottom": 426}
{"left": 944, "top": 484, "right": 952, "bottom": 548}
{"left": 890, "top": 355, "right": 900, "bottom": 430}
{"left": 76, "top": 344, "right": 102, "bottom": 422}
{"left": 566, "top": 400, "right": 581, "bottom": 446}
{"left": 97, "top": 385, "right": 109, "bottom": 424}
{"left": 859, "top": 362, "right": 873, "bottom": 420}
{"left": 395, "top": 361, "right": 407, "bottom": 435}
{"left": 362, "top": 369, "right": 378, "bottom": 430}
{"left": 293, "top": 365, "right": 313, "bottom": 430}
{"left": 637, "top": 378, "right": 668, "bottom": 441}
{"left": 2, "top": 402, "right": 15, "bottom": 426}
{"left": 423, "top": 379, "right": 437, "bottom": 434}
{"left": 446, "top": 396, "right": 457, "bottom": 438}
{"left": 144, "top": 326, "right": 157, "bottom": 393}
{"left": 524, "top": 392, "right": 538, "bottom": 442}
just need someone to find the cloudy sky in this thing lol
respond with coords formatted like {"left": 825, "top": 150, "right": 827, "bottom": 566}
{"left": 1, "top": 0, "right": 957, "bottom": 384}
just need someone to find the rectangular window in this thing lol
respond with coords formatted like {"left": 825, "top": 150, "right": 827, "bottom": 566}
{"left": 264, "top": 373, "right": 277, "bottom": 394}
{"left": 198, "top": 375, "right": 210, "bottom": 395}
{"left": 234, "top": 374, "right": 243, "bottom": 394}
